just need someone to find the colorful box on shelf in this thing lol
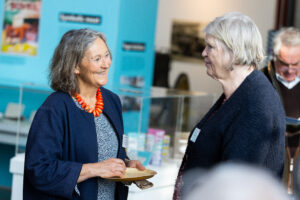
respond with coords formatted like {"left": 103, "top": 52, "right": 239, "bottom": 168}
{"left": 162, "top": 135, "right": 170, "bottom": 159}
{"left": 147, "top": 128, "right": 165, "bottom": 166}
{"left": 126, "top": 132, "right": 152, "bottom": 166}
{"left": 137, "top": 151, "right": 152, "bottom": 166}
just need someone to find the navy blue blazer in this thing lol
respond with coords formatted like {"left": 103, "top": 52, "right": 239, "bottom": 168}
{"left": 23, "top": 87, "right": 128, "bottom": 200}
{"left": 182, "top": 70, "right": 285, "bottom": 177}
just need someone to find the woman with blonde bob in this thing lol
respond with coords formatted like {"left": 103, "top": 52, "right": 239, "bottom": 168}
{"left": 173, "top": 12, "right": 286, "bottom": 200}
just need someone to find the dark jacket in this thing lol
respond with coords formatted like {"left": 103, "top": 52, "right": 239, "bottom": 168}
{"left": 23, "top": 87, "right": 128, "bottom": 200}
{"left": 262, "top": 61, "right": 300, "bottom": 120}
{"left": 182, "top": 70, "right": 285, "bottom": 179}
{"left": 261, "top": 61, "right": 283, "bottom": 98}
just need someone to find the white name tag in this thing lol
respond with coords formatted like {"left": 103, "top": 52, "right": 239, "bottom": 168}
{"left": 122, "top": 134, "right": 128, "bottom": 148}
{"left": 190, "top": 128, "right": 201, "bottom": 143}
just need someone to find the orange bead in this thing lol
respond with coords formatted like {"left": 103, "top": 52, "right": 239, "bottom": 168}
{"left": 76, "top": 97, "right": 81, "bottom": 102}
{"left": 96, "top": 110, "right": 100, "bottom": 116}
{"left": 73, "top": 89, "right": 104, "bottom": 117}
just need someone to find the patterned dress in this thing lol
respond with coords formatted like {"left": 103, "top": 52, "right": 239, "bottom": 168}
{"left": 74, "top": 99, "right": 118, "bottom": 200}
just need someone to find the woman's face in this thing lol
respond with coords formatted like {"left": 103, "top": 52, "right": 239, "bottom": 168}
{"left": 202, "top": 35, "right": 231, "bottom": 79}
{"left": 75, "top": 38, "right": 111, "bottom": 89}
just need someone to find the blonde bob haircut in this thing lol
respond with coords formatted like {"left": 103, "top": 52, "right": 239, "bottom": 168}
{"left": 203, "top": 12, "right": 264, "bottom": 68}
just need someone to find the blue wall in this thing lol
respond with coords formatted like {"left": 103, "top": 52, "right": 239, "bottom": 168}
{"left": 113, "top": 0, "right": 158, "bottom": 91}
{"left": 115, "top": 0, "right": 158, "bottom": 133}
{"left": 0, "top": 0, "right": 158, "bottom": 189}
{"left": 0, "top": 0, "right": 120, "bottom": 87}
{"left": 0, "top": 0, "right": 158, "bottom": 132}
{"left": 0, "top": 144, "right": 14, "bottom": 187}
{"left": 0, "top": 0, "right": 158, "bottom": 92}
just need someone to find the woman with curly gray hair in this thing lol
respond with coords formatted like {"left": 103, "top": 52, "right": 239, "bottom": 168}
{"left": 173, "top": 12, "right": 286, "bottom": 200}
{"left": 24, "top": 28, "right": 144, "bottom": 200}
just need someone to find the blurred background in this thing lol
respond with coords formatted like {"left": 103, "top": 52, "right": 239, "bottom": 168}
{"left": 0, "top": 0, "right": 299, "bottom": 199}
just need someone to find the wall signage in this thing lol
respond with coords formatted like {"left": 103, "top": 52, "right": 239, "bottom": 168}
{"left": 59, "top": 13, "right": 101, "bottom": 25}
{"left": 123, "top": 42, "right": 145, "bottom": 52}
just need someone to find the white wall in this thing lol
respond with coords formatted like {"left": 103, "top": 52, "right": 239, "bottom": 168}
{"left": 169, "top": 60, "right": 223, "bottom": 95}
{"left": 155, "top": 0, "right": 277, "bottom": 95}
{"left": 155, "top": 0, "right": 277, "bottom": 51}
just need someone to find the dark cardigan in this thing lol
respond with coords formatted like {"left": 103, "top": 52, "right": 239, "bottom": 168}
{"left": 182, "top": 70, "right": 286, "bottom": 179}
{"left": 23, "top": 87, "right": 128, "bottom": 200}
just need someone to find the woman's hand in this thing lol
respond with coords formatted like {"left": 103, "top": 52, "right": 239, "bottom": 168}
{"left": 78, "top": 158, "right": 126, "bottom": 183}
{"left": 125, "top": 159, "right": 145, "bottom": 171}
{"left": 97, "top": 158, "right": 127, "bottom": 178}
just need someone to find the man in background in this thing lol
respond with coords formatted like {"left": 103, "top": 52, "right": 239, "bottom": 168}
{"left": 262, "top": 27, "right": 300, "bottom": 195}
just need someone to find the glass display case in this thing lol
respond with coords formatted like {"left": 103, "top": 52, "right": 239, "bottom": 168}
{"left": 2, "top": 82, "right": 216, "bottom": 200}
{"left": 0, "top": 82, "right": 216, "bottom": 157}
{"left": 0, "top": 81, "right": 52, "bottom": 154}
{"left": 119, "top": 87, "right": 216, "bottom": 199}
{"left": 119, "top": 87, "right": 216, "bottom": 163}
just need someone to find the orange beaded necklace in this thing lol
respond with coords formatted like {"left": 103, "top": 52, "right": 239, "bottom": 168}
{"left": 74, "top": 88, "right": 104, "bottom": 117}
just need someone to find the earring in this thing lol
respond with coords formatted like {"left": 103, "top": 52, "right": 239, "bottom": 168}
{"left": 230, "top": 66, "right": 234, "bottom": 71}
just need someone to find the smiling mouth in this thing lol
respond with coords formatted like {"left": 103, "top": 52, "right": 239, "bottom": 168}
{"left": 95, "top": 71, "right": 106, "bottom": 75}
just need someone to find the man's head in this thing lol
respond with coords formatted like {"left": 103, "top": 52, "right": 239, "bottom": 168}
{"left": 273, "top": 27, "right": 300, "bottom": 82}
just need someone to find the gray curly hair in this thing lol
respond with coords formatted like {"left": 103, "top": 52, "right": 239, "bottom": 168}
{"left": 49, "top": 28, "right": 110, "bottom": 94}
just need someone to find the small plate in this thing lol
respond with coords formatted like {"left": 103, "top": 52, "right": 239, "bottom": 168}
{"left": 106, "top": 168, "right": 157, "bottom": 182}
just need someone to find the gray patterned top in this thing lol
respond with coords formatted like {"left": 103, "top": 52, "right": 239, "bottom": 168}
{"left": 73, "top": 99, "right": 119, "bottom": 200}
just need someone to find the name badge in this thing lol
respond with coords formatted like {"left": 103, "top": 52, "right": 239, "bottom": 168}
{"left": 190, "top": 128, "right": 201, "bottom": 143}
{"left": 122, "top": 134, "right": 128, "bottom": 148}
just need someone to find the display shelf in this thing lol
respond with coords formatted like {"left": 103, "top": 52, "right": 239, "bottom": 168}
{"left": 0, "top": 82, "right": 51, "bottom": 154}
{"left": 5, "top": 84, "right": 216, "bottom": 200}
{"left": 0, "top": 82, "right": 216, "bottom": 157}
{"left": 128, "top": 159, "right": 181, "bottom": 200}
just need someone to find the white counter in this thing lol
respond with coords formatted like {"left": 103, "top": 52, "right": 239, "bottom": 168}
{"left": 10, "top": 153, "right": 180, "bottom": 200}
{"left": 9, "top": 153, "right": 25, "bottom": 200}
{"left": 128, "top": 159, "right": 180, "bottom": 200}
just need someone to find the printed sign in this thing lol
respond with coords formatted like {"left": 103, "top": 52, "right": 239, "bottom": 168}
{"left": 59, "top": 13, "right": 101, "bottom": 24}
{"left": 1, "top": 0, "right": 42, "bottom": 56}
{"left": 123, "top": 42, "right": 145, "bottom": 52}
